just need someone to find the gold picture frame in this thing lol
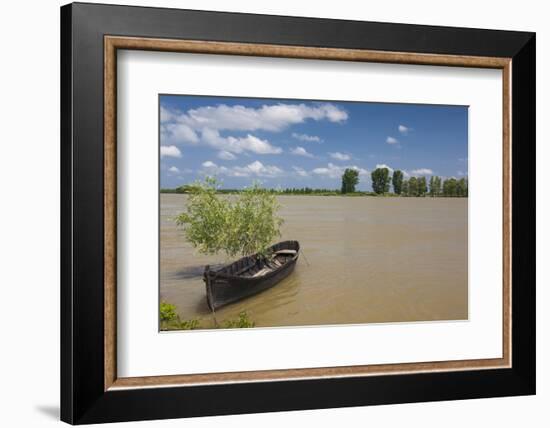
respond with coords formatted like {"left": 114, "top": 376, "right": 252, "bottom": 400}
{"left": 103, "top": 36, "right": 512, "bottom": 391}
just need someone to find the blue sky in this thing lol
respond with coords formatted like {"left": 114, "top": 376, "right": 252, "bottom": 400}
{"left": 160, "top": 95, "right": 468, "bottom": 191}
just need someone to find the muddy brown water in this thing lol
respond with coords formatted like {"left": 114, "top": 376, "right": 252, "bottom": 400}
{"left": 160, "top": 194, "right": 467, "bottom": 329}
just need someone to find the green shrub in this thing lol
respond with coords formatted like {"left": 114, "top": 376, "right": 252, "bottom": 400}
{"left": 160, "top": 302, "right": 201, "bottom": 330}
{"left": 175, "top": 178, "right": 283, "bottom": 257}
{"left": 160, "top": 301, "right": 177, "bottom": 322}
{"left": 160, "top": 302, "right": 255, "bottom": 331}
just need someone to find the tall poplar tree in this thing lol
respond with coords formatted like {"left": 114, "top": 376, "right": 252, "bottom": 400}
{"left": 371, "top": 168, "right": 391, "bottom": 194}
{"left": 392, "top": 170, "right": 404, "bottom": 195}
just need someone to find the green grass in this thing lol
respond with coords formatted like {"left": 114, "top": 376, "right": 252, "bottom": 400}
{"left": 223, "top": 312, "right": 256, "bottom": 329}
{"left": 160, "top": 302, "right": 256, "bottom": 331}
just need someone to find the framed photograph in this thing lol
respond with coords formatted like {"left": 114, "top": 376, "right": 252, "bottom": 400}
{"left": 61, "top": 2, "right": 535, "bottom": 424}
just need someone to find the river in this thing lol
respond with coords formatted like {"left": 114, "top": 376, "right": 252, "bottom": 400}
{"left": 160, "top": 194, "right": 468, "bottom": 328}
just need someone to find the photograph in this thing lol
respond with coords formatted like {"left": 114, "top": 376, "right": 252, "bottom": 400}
{"left": 159, "top": 95, "right": 469, "bottom": 331}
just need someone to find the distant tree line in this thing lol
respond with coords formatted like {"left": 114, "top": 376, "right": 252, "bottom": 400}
{"left": 161, "top": 167, "right": 467, "bottom": 198}
{"left": 280, "top": 187, "right": 340, "bottom": 195}
{"left": 161, "top": 184, "right": 357, "bottom": 196}
{"left": 369, "top": 167, "right": 468, "bottom": 197}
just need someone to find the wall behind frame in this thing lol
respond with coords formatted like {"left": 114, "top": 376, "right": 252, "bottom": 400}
{"left": 0, "top": 1, "right": 545, "bottom": 427}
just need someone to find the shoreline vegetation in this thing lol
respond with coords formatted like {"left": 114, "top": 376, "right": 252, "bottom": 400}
{"left": 161, "top": 167, "right": 468, "bottom": 198}
{"left": 160, "top": 301, "right": 255, "bottom": 330}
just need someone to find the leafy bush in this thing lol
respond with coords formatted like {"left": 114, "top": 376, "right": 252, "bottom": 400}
{"left": 175, "top": 178, "right": 283, "bottom": 257}
{"left": 160, "top": 302, "right": 201, "bottom": 330}
{"left": 160, "top": 301, "right": 177, "bottom": 322}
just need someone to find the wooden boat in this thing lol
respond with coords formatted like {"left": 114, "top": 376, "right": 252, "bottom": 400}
{"left": 203, "top": 240, "right": 300, "bottom": 311}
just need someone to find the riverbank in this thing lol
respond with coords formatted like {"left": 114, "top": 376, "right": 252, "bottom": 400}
{"left": 160, "top": 188, "right": 467, "bottom": 197}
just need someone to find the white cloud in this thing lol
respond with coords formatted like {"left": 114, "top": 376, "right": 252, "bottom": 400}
{"left": 457, "top": 170, "right": 467, "bottom": 176}
{"left": 217, "top": 150, "right": 237, "bottom": 161}
{"left": 352, "top": 166, "right": 369, "bottom": 176}
{"left": 329, "top": 152, "right": 351, "bottom": 161}
{"left": 202, "top": 129, "right": 282, "bottom": 155}
{"left": 411, "top": 168, "right": 433, "bottom": 175}
{"left": 386, "top": 136, "right": 399, "bottom": 145}
{"left": 312, "top": 163, "right": 343, "bottom": 179}
{"left": 291, "top": 146, "right": 314, "bottom": 158}
{"left": 292, "top": 166, "right": 309, "bottom": 177}
{"left": 160, "top": 102, "right": 348, "bottom": 157}
{"left": 162, "top": 102, "right": 348, "bottom": 133}
{"left": 398, "top": 125, "right": 411, "bottom": 135}
{"left": 323, "top": 104, "right": 349, "bottom": 122}
{"left": 201, "top": 161, "right": 230, "bottom": 177}
{"left": 160, "top": 145, "right": 182, "bottom": 158}
{"left": 312, "top": 163, "right": 368, "bottom": 179}
{"left": 168, "top": 166, "right": 180, "bottom": 174}
{"left": 375, "top": 163, "right": 394, "bottom": 173}
{"left": 161, "top": 123, "right": 200, "bottom": 146}
{"left": 233, "top": 161, "right": 284, "bottom": 178}
{"left": 201, "top": 160, "right": 283, "bottom": 178}
{"left": 292, "top": 132, "right": 322, "bottom": 143}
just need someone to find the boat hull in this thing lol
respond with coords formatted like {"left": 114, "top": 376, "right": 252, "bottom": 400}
{"left": 204, "top": 241, "right": 299, "bottom": 311}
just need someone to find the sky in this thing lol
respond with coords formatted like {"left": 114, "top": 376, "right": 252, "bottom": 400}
{"left": 160, "top": 95, "right": 468, "bottom": 191}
